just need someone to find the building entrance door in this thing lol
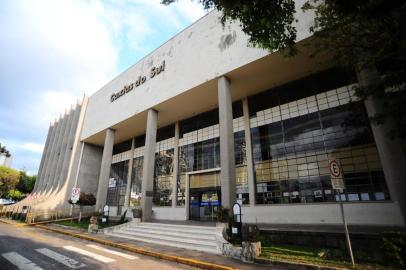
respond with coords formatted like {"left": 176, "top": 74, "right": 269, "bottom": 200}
{"left": 189, "top": 171, "right": 221, "bottom": 221}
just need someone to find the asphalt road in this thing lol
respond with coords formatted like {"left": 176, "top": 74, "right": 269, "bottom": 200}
{"left": 0, "top": 222, "right": 198, "bottom": 270}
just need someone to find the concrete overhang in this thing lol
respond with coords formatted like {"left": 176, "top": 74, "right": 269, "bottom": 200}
{"left": 83, "top": 37, "right": 333, "bottom": 146}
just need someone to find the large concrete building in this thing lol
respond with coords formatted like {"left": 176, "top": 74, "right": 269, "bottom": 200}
{"left": 12, "top": 7, "right": 406, "bottom": 227}
{"left": 0, "top": 154, "right": 12, "bottom": 168}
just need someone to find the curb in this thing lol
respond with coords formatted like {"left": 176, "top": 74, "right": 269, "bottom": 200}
{"left": 35, "top": 224, "right": 237, "bottom": 270}
{"left": 0, "top": 218, "right": 28, "bottom": 227}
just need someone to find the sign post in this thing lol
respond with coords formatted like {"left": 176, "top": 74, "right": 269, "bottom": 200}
{"left": 329, "top": 159, "right": 355, "bottom": 267}
{"left": 70, "top": 187, "right": 80, "bottom": 222}
{"left": 102, "top": 205, "right": 109, "bottom": 224}
{"left": 232, "top": 202, "right": 242, "bottom": 243}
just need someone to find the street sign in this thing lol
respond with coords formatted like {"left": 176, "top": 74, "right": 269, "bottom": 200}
{"left": 329, "top": 159, "right": 345, "bottom": 189}
{"left": 108, "top": 178, "right": 116, "bottom": 188}
{"left": 329, "top": 159, "right": 342, "bottom": 178}
{"left": 71, "top": 187, "right": 80, "bottom": 203}
{"left": 102, "top": 205, "right": 109, "bottom": 224}
{"left": 328, "top": 160, "right": 354, "bottom": 266}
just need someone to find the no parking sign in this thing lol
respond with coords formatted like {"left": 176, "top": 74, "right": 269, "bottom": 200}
{"left": 71, "top": 187, "right": 80, "bottom": 203}
{"left": 329, "top": 159, "right": 345, "bottom": 190}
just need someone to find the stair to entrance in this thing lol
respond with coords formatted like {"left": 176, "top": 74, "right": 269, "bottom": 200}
{"left": 105, "top": 222, "right": 220, "bottom": 254}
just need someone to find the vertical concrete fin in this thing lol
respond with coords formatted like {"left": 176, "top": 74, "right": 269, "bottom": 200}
{"left": 52, "top": 107, "right": 75, "bottom": 192}
{"left": 63, "top": 96, "right": 89, "bottom": 206}
{"left": 56, "top": 104, "right": 81, "bottom": 192}
{"left": 38, "top": 120, "right": 60, "bottom": 194}
{"left": 33, "top": 124, "right": 53, "bottom": 193}
{"left": 48, "top": 114, "right": 69, "bottom": 192}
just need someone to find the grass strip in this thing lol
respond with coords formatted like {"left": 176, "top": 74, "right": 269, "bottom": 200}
{"left": 261, "top": 245, "right": 393, "bottom": 270}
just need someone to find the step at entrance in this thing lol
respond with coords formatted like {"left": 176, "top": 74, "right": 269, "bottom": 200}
{"left": 105, "top": 222, "right": 220, "bottom": 254}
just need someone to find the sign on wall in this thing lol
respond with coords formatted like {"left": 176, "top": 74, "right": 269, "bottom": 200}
{"left": 329, "top": 159, "right": 345, "bottom": 190}
{"left": 108, "top": 178, "right": 116, "bottom": 188}
{"left": 110, "top": 60, "right": 166, "bottom": 102}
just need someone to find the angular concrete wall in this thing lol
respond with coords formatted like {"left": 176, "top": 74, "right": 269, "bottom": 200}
{"left": 10, "top": 97, "right": 88, "bottom": 212}
{"left": 76, "top": 143, "right": 103, "bottom": 196}
{"left": 55, "top": 105, "right": 80, "bottom": 192}
{"left": 37, "top": 120, "right": 60, "bottom": 194}
{"left": 33, "top": 124, "right": 53, "bottom": 193}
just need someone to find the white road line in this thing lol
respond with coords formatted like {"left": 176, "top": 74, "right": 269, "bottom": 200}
{"left": 63, "top": 246, "right": 115, "bottom": 263}
{"left": 2, "top": 252, "right": 44, "bottom": 270}
{"left": 86, "top": 244, "right": 138, "bottom": 260}
{"left": 35, "top": 248, "right": 86, "bottom": 269}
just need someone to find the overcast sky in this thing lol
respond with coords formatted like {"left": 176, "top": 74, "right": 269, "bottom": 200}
{"left": 0, "top": 0, "right": 206, "bottom": 175}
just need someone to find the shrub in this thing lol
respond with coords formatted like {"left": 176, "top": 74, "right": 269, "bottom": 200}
{"left": 132, "top": 208, "right": 142, "bottom": 218}
{"left": 7, "top": 189, "right": 24, "bottom": 201}
{"left": 383, "top": 231, "right": 406, "bottom": 267}
{"left": 242, "top": 224, "right": 261, "bottom": 242}
{"left": 216, "top": 206, "right": 230, "bottom": 223}
{"left": 68, "top": 192, "right": 96, "bottom": 206}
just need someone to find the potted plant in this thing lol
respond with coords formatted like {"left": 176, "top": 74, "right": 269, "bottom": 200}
{"left": 88, "top": 212, "right": 100, "bottom": 233}
{"left": 242, "top": 224, "right": 262, "bottom": 260}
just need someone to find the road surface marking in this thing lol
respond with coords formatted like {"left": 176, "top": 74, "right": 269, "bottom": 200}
{"left": 63, "top": 246, "right": 115, "bottom": 263}
{"left": 35, "top": 248, "right": 86, "bottom": 268}
{"left": 86, "top": 244, "right": 138, "bottom": 260}
{"left": 2, "top": 251, "right": 44, "bottom": 270}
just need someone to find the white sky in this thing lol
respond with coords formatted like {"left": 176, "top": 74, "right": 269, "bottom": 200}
{"left": 0, "top": 0, "right": 206, "bottom": 175}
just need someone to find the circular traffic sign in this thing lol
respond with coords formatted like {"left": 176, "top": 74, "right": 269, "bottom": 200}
{"left": 329, "top": 160, "right": 341, "bottom": 178}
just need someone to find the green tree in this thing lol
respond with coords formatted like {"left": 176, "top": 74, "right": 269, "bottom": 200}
{"left": 7, "top": 189, "right": 24, "bottom": 201}
{"left": 0, "top": 166, "right": 20, "bottom": 198}
{"left": 16, "top": 171, "right": 36, "bottom": 194}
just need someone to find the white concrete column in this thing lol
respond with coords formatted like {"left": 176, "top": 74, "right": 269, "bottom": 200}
{"left": 171, "top": 122, "right": 180, "bottom": 208}
{"left": 95, "top": 128, "right": 115, "bottom": 211}
{"left": 124, "top": 138, "right": 135, "bottom": 208}
{"left": 218, "top": 76, "right": 236, "bottom": 209}
{"left": 242, "top": 98, "right": 256, "bottom": 206}
{"left": 57, "top": 104, "right": 81, "bottom": 192}
{"left": 358, "top": 66, "right": 406, "bottom": 224}
{"left": 52, "top": 109, "right": 74, "bottom": 192}
{"left": 33, "top": 124, "right": 53, "bottom": 193}
{"left": 141, "top": 109, "right": 158, "bottom": 221}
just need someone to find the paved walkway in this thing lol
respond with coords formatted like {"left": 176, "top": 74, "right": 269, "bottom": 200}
{"left": 0, "top": 218, "right": 345, "bottom": 270}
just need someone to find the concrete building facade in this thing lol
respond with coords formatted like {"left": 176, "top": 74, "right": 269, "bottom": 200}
{"left": 0, "top": 154, "right": 12, "bottom": 168}
{"left": 14, "top": 7, "right": 406, "bottom": 227}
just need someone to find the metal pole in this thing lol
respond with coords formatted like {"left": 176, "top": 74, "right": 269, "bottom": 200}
{"left": 339, "top": 198, "right": 355, "bottom": 267}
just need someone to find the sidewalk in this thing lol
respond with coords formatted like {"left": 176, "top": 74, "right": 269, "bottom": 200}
{"left": 39, "top": 223, "right": 289, "bottom": 270}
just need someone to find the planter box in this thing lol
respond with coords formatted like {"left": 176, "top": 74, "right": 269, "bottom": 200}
{"left": 242, "top": 241, "right": 262, "bottom": 260}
